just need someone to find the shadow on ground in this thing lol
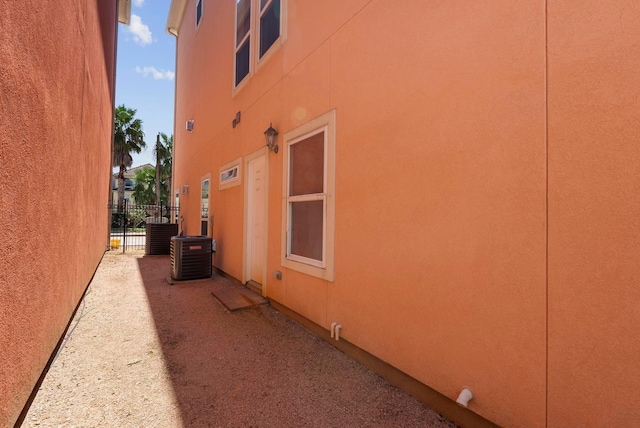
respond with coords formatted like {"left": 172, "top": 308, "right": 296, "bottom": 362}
{"left": 136, "top": 255, "right": 455, "bottom": 428}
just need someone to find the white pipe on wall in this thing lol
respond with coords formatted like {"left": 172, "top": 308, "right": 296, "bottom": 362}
{"left": 456, "top": 388, "right": 473, "bottom": 407}
{"left": 330, "top": 322, "right": 338, "bottom": 338}
{"left": 334, "top": 324, "right": 342, "bottom": 341}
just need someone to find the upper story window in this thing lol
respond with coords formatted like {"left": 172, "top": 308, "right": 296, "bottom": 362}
{"left": 235, "top": 0, "right": 251, "bottom": 86}
{"left": 259, "top": 0, "right": 280, "bottom": 58}
{"left": 196, "top": 0, "right": 203, "bottom": 28}
{"left": 234, "top": 0, "right": 285, "bottom": 89}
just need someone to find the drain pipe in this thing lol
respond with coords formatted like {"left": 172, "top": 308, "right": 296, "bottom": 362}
{"left": 456, "top": 388, "right": 473, "bottom": 407}
{"left": 330, "top": 322, "right": 338, "bottom": 339}
{"left": 334, "top": 324, "right": 342, "bottom": 341}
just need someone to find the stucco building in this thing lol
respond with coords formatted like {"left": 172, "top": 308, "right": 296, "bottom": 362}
{"left": 111, "top": 163, "right": 156, "bottom": 205}
{"left": 0, "top": 1, "right": 128, "bottom": 425}
{"left": 166, "top": 1, "right": 640, "bottom": 426}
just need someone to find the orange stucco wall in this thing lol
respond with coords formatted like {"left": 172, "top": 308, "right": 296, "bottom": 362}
{"left": 171, "top": 1, "right": 639, "bottom": 426}
{"left": 546, "top": 2, "right": 640, "bottom": 426}
{"left": 0, "top": 1, "right": 116, "bottom": 425}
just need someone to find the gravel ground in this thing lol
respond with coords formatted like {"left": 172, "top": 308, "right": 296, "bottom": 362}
{"left": 24, "top": 251, "right": 456, "bottom": 428}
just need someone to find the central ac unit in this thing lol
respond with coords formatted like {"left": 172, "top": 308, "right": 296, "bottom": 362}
{"left": 146, "top": 223, "right": 178, "bottom": 255}
{"left": 170, "top": 236, "right": 213, "bottom": 281}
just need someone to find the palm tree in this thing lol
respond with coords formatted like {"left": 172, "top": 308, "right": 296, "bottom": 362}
{"left": 154, "top": 132, "right": 173, "bottom": 205}
{"left": 132, "top": 167, "right": 170, "bottom": 206}
{"left": 113, "top": 105, "right": 146, "bottom": 212}
{"left": 132, "top": 167, "right": 157, "bottom": 206}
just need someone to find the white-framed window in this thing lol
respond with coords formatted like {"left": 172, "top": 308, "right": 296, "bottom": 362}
{"left": 258, "top": 0, "right": 280, "bottom": 58}
{"left": 234, "top": 0, "right": 286, "bottom": 89}
{"left": 174, "top": 191, "right": 180, "bottom": 223}
{"left": 234, "top": 0, "right": 251, "bottom": 86}
{"left": 281, "top": 110, "right": 336, "bottom": 281}
{"left": 201, "top": 176, "right": 210, "bottom": 236}
{"left": 196, "top": 0, "right": 203, "bottom": 29}
{"left": 219, "top": 157, "right": 242, "bottom": 190}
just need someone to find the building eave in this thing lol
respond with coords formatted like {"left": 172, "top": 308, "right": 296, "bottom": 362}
{"left": 118, "top": 0, "right": 131, "bottom": 25}
{"left": 166, "top": 0, "right": 187, "bottom": 37}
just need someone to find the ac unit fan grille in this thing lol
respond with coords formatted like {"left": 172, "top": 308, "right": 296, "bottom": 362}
{"left": 146, "top": 223, "right": 179, "bottom": 255}
{"left": 170, "top": 236, "right": 213, "bottom": 280}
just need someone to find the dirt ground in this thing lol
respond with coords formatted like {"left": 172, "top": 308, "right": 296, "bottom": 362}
{"left": 23, "top": 251, "right": 456, "bottom": 427}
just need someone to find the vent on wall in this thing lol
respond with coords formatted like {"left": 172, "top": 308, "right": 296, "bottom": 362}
{"left": 186, "top": 120, "right": 194, "bottom": 132}
{"left": 170, "top": 236, "right": 213, "bottom": 281}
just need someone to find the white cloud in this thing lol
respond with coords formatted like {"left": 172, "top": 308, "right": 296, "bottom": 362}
{"left": 135, "top": 66, "right": 175, "bottom": 80}
{"left": 127, "top": 14, "right": 152, "bottom": 46}
{"left": 133, "top": 0, "right": 145, "bottom": 7}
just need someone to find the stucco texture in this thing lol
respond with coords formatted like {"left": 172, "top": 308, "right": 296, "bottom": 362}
{"left": 547, "top": 1, "right": 640, "bottom": 426}
{"left": 0, "top": 1, "right": 116, "bottom": 426}
{"left": 170, "top": 0, "right": 640, "bottom": 426}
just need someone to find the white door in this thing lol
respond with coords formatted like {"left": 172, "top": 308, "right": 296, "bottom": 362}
{"left": 247, "top": 155, "right": 266, "bottom": 285}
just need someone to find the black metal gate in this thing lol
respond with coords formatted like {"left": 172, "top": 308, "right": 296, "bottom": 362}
{"left": 109, "top": 201, "right": 180, "bottom": 252}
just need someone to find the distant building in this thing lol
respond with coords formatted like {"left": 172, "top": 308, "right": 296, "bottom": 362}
{"left": 111, "top": 163, "right": 155, "bottom": 205}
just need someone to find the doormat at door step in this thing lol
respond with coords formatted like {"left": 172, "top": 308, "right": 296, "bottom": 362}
{"left": 211, "top": 284, "right": 269, "bottom": 312}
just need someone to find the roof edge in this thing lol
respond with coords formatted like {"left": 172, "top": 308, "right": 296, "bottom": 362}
{"left": 118, "top": 0, "right": 131, "bottom": 25}
{"left": 166, "top": 0, "right": 187, "bottom": 37}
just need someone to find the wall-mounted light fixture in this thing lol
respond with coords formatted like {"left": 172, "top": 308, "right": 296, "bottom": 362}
{"left": 186, "top": 120, "right": 194, "bottom": 132}
{"left": 264, "top": 123, "right": 279, "bottom": 154}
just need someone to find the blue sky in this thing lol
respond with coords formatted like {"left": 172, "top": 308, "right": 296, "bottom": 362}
{"left": 116, "top": 0, "right": 175, "bottom": 167}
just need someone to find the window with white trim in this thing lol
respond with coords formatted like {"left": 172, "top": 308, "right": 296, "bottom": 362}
{"left": 219, "top": 157, "right": 242, "bottom": 190}
{"left": 258, "top": 0, "right": 280, "bottom": 58}
{"left": 282, "top": 110, "right": 336, "bottom": 281}
{"left": 235, "top": 0, "right": 251, "bottom": 86}
{"left": 234, "top": 0, "right": 285, "bottom": 89}
{"left": 196, "top": 0, "right": 203, "bottom": 28}
{"left": 201, "top": 177, "right": 210, "bottom": 236}
{"left": 174, "top": 192, "right": 179, "bottom": 223}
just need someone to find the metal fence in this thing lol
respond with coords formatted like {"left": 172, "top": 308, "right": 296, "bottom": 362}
{"left": 108, "top": 201, "right": 180, "bottom": 252}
